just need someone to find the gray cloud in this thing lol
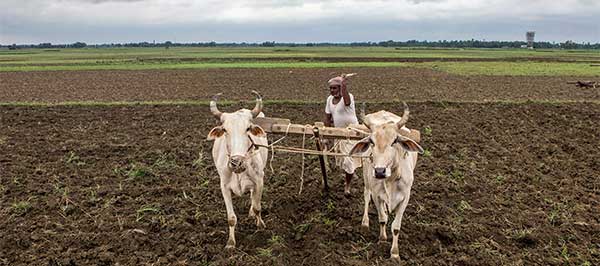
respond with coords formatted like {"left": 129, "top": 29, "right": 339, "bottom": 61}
{"left": 61, "top": 0, "right": 147, "bottom": 3}
{"left": 0, "top": 0, "right": 598, "bottom": 44}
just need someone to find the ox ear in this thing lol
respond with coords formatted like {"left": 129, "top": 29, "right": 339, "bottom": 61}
{"left": 349, "top": 136, "right": 372, "bottom": 155}
{"left": 248, "top": 124, "right": 266, "bottom": 137}
{"left": 394, "top": 135, "right": 424, "bottom": 154}
{"left": 207, "top": 126, "right": 226, "bottom": 140}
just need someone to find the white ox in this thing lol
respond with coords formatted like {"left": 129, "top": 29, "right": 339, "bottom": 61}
{"left": 206, "top": 91, "right": 268, "bottom": 249}
{"left": 349, "top": 103, "right": 423, "bottom": 262}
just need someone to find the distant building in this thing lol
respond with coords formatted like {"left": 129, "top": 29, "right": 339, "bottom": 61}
{"left": 526, "top": 31, "right": 535, "bottom": 49}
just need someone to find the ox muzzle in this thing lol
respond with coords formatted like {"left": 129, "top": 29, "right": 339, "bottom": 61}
{"left": 374, "top": 167, "right": 387, "bottom": 179}
{"left": 228, "top": 155, "right": 247, "bottom": 174}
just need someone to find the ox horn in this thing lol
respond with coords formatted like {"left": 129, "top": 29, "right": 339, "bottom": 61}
{"left": 359, "top": 103, "right": 372, "bottom": 129}
{"left": 250, "top": 90, "right": 263, "bottom": 118}
{"left": 210, "top": 92, "right": 223, "bottom": 119}
{"left": 396, "top": 102, "right": 410, "bottom": 129}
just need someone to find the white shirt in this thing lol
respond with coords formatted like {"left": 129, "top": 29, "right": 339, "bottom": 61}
{"left": 325, "top": 93, "right": 359, "bottom": 128}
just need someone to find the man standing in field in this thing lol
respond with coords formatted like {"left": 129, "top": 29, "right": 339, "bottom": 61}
{"left": 324, "top": 74, "right": 361, "bottom": 196}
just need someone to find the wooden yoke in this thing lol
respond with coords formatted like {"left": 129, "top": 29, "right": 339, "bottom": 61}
{"left": 253, "top": 117, "right": 366, "bottom": 140}
{"left": 253, "top": 117, "right": 421, "bottom": 143}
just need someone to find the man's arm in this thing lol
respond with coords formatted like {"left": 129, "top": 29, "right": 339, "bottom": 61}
{"left": 341, "top": 79, "right": 351, "bottom": 106}
{"left": 324, "top": 113, "right": 333, "bottom": 127}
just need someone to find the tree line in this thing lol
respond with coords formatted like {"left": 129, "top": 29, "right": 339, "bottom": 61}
{"left": 3, "top": 39, "right": 599, "bottom": 49}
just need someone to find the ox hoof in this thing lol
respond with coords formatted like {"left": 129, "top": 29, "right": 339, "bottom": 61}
{"left": 360, "top": 226, "right": 370, "bottom": 236}
{"left": 225, "top": 238, "right": 236, "bottom": 249}
{"left": 390, "top": 254, "right": 401, "bottom": 263}
{"left": 249, "top": 208, "right": 256, "bottom": 218}
{"left": 256, "top": 219, "right": 266, "bottom": 229}
{"left": 361, "top": 221, "right": 369, "bottom": 229}
{"left": 378, "top": 235, "right": 388, "bottom": 243}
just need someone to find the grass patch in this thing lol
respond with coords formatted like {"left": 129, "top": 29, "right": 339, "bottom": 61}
{"left": 136, "top": 204, "right": 162, "bottom": 222}
{"left": 422, "top": 149, "right": 432, "bottom": 158}
{"left": 457, "top": 200, "right": 472, "bottom": 212}
{"left": 64, "top": 151, "right": 86, "bottom": 166}
{"left": 12, "top": 201, "right": 32, "bottom": 216}
{"left": 152, "top": 152, "right": 178, "bottom": 171}
{"left": 256, "top": 247, "right": 273, "bottom": 257}
{"left": 423, "top": 126, "right": 433, "bottom": 136}
{"left": 449, "top": 169, "right": 465, "bottom": 182}
{"left": 294, "top": 223, "right": 311, "bottom": 240}
{"left": 322, "top": 217, "right": 337, "bottom": 226}
{"left": 495, "top": 174, "right": 505, "bottom": 183}
{"left": 422, "top": 61, "right": 600, "bottom": 76}
{"left": 127, "top": 165, "right": 152, "bottom": 179}
{"left": 268, "top": 235, "right": 285, "bottom": 246}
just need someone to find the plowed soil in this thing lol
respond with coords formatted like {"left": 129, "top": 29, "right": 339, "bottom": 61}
{"left": 1, "top": 68, "right": 599, "bottom": 103}
{"left": 1, "top": 102, "right": 599, "bottom": 265}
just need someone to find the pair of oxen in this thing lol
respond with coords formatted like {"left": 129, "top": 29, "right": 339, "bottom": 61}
{"left": 206, "top": 91, "right": 423, "bottom": 262}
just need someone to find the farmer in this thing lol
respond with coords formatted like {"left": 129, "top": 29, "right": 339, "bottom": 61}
{"left": 323, "top": 74, "right": 361, "bottom": 196}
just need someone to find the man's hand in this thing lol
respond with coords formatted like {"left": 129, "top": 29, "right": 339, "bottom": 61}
{"left": 321, "top": 138, "right": 331, "bottom": 150}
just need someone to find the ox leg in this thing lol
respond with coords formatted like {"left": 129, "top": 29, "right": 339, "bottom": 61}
{"left": 361, "top": 183, "right": 371, "bottom": 228}
{"left": 361, "top": 164, "right": 371, "bottom": 228}
{"left": 389, "top": 187, "right": 411, "bottom": 262}
{"left": 372, "top": 184, "right": 388, "bottom": 242}
{"left": 250, "top": 177, "right": 266, "bottom": 229}
{"left": 221, "top": 183, "right": 237, "bottom": 249}
{"left": 248, "top": 188, "right": 256, "bottom": 218}
{"left": 344, "top": 172, "right": 353, "bottom": 196}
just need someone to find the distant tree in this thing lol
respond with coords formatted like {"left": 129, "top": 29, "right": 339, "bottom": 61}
{"left": 561, "top": 40, "right": 577, "bottom": 49}
{"left": 261, "top": 41, "right": 275, "bottom": 47}
{"left": 71, "top": 42, "right": 87, "bottom": 48}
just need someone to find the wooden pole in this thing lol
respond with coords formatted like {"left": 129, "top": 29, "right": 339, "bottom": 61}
{"left": 312, "top": 126, "right": 329, "bottom": 194}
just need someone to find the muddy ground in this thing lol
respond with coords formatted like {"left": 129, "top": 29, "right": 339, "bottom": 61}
{"left": 1, "top": 102, "right": 598, "bottom": 265}
{"left": 1, "top": 68, "right": 599, "bottom": 103}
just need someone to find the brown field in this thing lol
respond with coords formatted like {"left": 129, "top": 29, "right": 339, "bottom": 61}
{"left": 0, "top": 68, "right": 599, "bottom": 266}
{"left": 1, "top": 68, "right": 599, "bottom": 103}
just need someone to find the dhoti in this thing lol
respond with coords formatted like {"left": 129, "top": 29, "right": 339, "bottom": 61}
{"left": 334, "top": 139, "right": 363, "bottom": 174}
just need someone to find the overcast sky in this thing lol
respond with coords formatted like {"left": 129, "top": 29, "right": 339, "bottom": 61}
{"left": 1, "top": 0, "right": 599, "bottom": 44}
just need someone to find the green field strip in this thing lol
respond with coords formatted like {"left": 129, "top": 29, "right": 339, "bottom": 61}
{"left": 0, "top": 62, "right": 412, "bottom": 72}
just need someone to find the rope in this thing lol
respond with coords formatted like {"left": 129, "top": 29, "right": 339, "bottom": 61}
{"left": 299, "top": 126, "right": 307, "bottom": 195}
{"left": 255, "top": 144, "right": 370, "bottom": 158}
{"left": 268, "top": 123, "right": 292, "bottom": 173}
{"left": 347, "top": 126, "right": 370, "bottom": 136}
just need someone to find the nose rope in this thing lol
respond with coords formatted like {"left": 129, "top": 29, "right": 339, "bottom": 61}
{"left": 224, "top": 134, "right": 262, "bottom": 172}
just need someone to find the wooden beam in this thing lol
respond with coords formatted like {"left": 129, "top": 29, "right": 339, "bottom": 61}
{"left": 254, "top": 117, "right": 422, "bottom": 142}
{"left": 253, "top": 117, "right": 366, "bottom": 139}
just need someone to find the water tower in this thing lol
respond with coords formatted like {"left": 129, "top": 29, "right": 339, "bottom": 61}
{"left": 526, "top": 31, "right": 535, "bottom": 49}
